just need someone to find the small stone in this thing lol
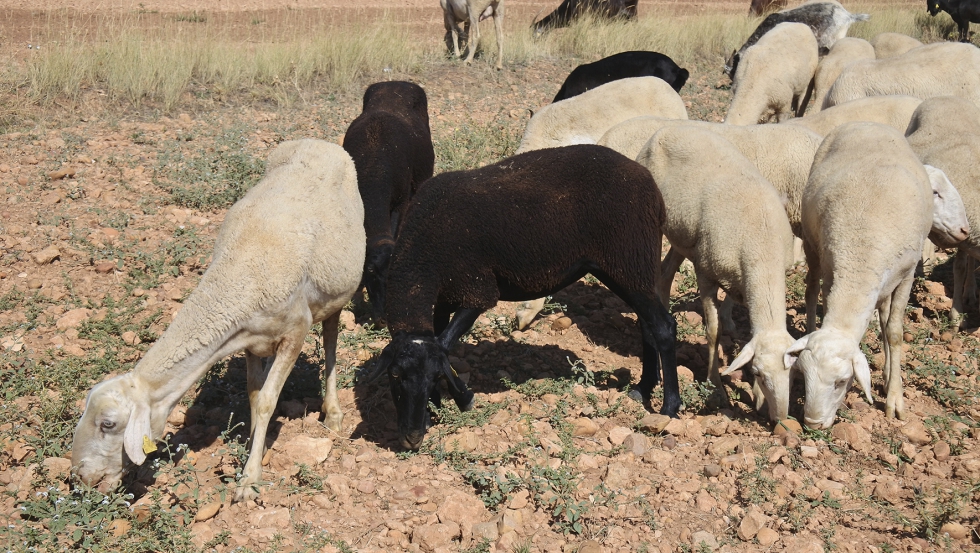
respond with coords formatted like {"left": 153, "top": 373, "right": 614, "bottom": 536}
{"left": 94, "top": 261, "right": 116, "bottom": 274}
{"left": 831, "top": 422, "right": 871, "bottom": 453}
{"left": 571, "top": 417, "right": 598, "bottom": 437}
{"left": 662, "top": 434, "right": 677, "bottom": 450}
{"left": 900, "top": 420, "right": 932, "bottom": 445}
{"left": 608, "top": 426, "right": 632, "bottom": 446}
{"left": 508, "top": 489, "right": 530, "bottom": 510}
{"left": 623, "top": 432, "right": 650, "bottom": 456}
{"left": 356, "top": 480, "right": 375, "bottom": 494}
{"left": 800, "top": 445, "right": 820, "bottom": 458}
{"left": 107, "top": 519, "right": 131, "bottom": 537}
{"left": 48, "top": 167, "right": 76, "bottom": 180}
{"left": 900, "top": 441, "right": 917, "bottom": 460}
{"left": 701, "top": 415, "right": 729, "bottom": 437}
{"left": 551, "top": 316, "right": 572, "bottom": 331}
{"left": 33, "top": 246, "right": 60, "bottom": 265}
{"left": 194, "top": 502, "right": 221, "bottom": 522}
{"left": 704, "top": 463, "right": 722, "bottom": 477}
{"left": 40, "top": 191, "right": 62, "bottom": 204}
{"left": 443, "top": 431, "right": 479, "bottom": 453}
{"left": 756, "top": 527, "right": 779, "bottom": 546}
{"left": 56, "top": 308, "right": 91, "bottom": 330}
{"left": 577, "top": 539, "right": 602, "bottom": 553}
{"left": 27, "top": 279, "right": 42, "bottom": 289}
{"left": 121, "top": 331, "right": 140, "bottom": 346}
{"left": 939, "top": 522, "right": 968, "bottom": 540}
{"left": 707, "top": 436, "right": 740, "bottom": 457}
{"left": 934, "top": 440, "right": 951, "bottom": 462}
{"left": 472, "top": 522, "right": 498, "bottom": 542}
{"left": 773, "top": 419, "right": 801, "bottom": 437}
{"left": 637, "top": 413, "right": 671, "bottom": 433}
{"left": 664, "top": 418, "right": 687, "bottom": 436}
{"left": 691, "top": 530, "right": 718, "bottom": 550}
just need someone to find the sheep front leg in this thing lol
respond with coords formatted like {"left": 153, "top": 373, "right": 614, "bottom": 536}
{"left": 464, "top": 12, "right": 481, "bottom": 64}
{"left": 321, "top": 311, "right": 344, "bottom": 432}
{"left": 803, "top": 243, "right": 821, "bottom": 332}
{"left": 701, "top": 280, "right": 723, "bottom": 388}
{"left": 882, "top": 275, "right": 914, "bottom": 420}
{"left": 492, "top": 5, "right": 504, "bottom": 70}
{"left": 236, "top": 333, "right": 306, "bottom": 502}
{"left": 951, "top": 251, "right": 969, "bottom": 330}
{"left": 444, "top": 12, "right": 462, "bottom": 58}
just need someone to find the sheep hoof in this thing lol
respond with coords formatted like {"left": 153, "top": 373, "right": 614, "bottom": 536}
{"left": 322, "top": 411, "right": 344, "bottom": 433}
{"left": 234, "top": 482, "right": 260, "bottom": 503}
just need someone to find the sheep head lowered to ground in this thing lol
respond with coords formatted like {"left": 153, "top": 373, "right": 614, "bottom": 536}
{"left": 362, "top": 145, "right": 678, "bottom": 450}
{"left": 72, "top": 139, "right": 365, "bottom": 500}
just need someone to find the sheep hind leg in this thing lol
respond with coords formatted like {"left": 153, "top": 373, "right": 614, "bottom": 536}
{"left": 882, "top": 275, "right": 914, "bottom": 420}
{"left": 320, "top": 311, "right": 344, "bottom": 432}
{"left": 492, "top": 6, "right": 504, "bottom": 70}
{"left": 236, "top": 330, "right": 307, "bottom": 502}
{"left": 617, "top": 289, "right": 680, "bottom": 416}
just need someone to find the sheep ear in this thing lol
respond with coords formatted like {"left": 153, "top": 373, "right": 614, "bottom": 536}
{"left": 852, "top": 351, "right": 873, "bottom": 403}
{"left": 721, "top": 339, "right": 756, "bottom": 376}
{"left": 784, "top": 335, "right": 810, "bottom": 371}
{"left": 123, "top": 402, "right": 153, "bottom": 466}
{"left": 359, "top": 345, "right": 394, "bottom": 384}
{"left": 923, "top": 164, "right": 951, "bottom": 192}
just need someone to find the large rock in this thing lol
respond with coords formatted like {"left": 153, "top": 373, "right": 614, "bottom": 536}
{"left": 571, "top": 417, "right": 598, "bottom": 437}
{"left": 608, "top": 426, "right": 632, "bottom": 445}
{"left": 33, "top": 246, "right": 60, "bottom": 265}
{"left": 412, "top": 523, "right": 459, "bottom": 552}
{"left": 275, "top": 435, "right": 333, "bottom": 466}
{"left": 707, "top": 436, "right": 740, "bottom": 457}
{"left": 637, "top": 413, "right": 671, "bottom": 433}
{"left": 830, "top": 422, "right": 872, "bottom": 453}
{"left": 623, "top": 432, "right": 650, "bottom": 456}
{"left": 900, "top": 420, "right": 932, "bottom": 445}
{"left": 437, "top": 490, "right": 488, "bottom": 540}
{"left": 737, "top": 509, "right": 769, "bottom": 541}
{"left": 56, "top": 308, "right": 91, "bottom": 330}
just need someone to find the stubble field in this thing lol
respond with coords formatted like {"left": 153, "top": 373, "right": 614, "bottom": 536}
{"left": 0, "top": 1, "right": 978, "bottom": 552}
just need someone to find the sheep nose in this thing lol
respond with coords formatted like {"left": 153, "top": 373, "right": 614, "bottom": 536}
{"left": 402, "top": 431, "right": 425, "bottom": 450}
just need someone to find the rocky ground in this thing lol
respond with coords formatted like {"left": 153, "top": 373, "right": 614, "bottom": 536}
{"left": 1, "top": 1, "right": 979, "bottom": 553}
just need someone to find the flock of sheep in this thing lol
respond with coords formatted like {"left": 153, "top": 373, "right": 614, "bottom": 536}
{"left": 68, "top": 0, "right": 980, "bottom": 506}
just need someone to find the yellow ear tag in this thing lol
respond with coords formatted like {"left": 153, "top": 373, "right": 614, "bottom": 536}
{"left": 451, "top": 366, "right": 458, "bottom": 377}
{"left": 142, "top": 435, "right": 157, "bottom": 455}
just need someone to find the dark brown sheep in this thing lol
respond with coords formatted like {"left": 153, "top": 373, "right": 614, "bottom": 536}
{"left": 532, "top": 0, "right": 638, "bottom": 36}
{"left": 362, "top": 145, "right": 680, "bottom": 449}
{"left": 342, "top": 81, "right": 434, "bottom": 327}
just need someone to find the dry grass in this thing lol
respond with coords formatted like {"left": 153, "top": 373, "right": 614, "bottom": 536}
{"left": 7, "top": 3, "right": 965, "bottom": 110}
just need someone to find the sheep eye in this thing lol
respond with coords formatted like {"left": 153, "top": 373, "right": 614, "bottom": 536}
{"left": 100, "top": 420, "right": 116, "bottom": 431}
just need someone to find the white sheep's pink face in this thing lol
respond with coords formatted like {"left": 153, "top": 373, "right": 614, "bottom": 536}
{"left": 925, "top": 165, "right": 971, "bottom": 246}
{"left": 71, "top": 375, "right": 151, "bottom": 491}
{"left": 722, "top": 331, "right": 795, "bottom": 422}
{"left": 784, "top": 332, "right": 872, "bottom": 429}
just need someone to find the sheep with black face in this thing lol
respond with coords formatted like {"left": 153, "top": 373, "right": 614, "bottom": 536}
{"left": 362, "top": 145, "right": 679, "bottom": 450}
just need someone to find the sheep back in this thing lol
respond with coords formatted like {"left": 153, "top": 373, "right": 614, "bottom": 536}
{"left": 906, "top": 96, "right": 980, "bottom": 253}
{"left": 786, "top": 94, "right": 923, "bottom": 137}
{"left": 343, "top": 81, "right": 434, "bottom": 241}
{"left": 823, "top": 42, "right": 980, "bottom": 109}
{"left": 804, "top": 122, "right": 932, "bottom": 323}
{"left": 386, "top": 145, "right": 665, "bottom": 333}
{"left": 870, "top": 32, "right": 922, "bottom": 59}
{"left": 726, "top": 22, "right": 819, "bottom": 125}
{"left": 552, "top": 51, "right": 690, "bottom": 102}
{"left": 139, "top": 139, "right": 365, "bottom": 374}
{"left": 637, "top": 126, "right": 794, "bottom": 292}
{"left": 812, "top": 37, "right": 875, "bottom": 112}
{"left": 517, "top": 77, "right": 688, "bottom": 153}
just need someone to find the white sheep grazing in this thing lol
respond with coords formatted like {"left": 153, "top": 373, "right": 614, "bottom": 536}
{"left": 787, "top": 122, "right": 935, "bottom": 427}
{"left": 905, "top": 96, "right": 980, "bottom": 329}
{"left": 441, "top": 0, "right": 504, "bottom": 70}
{"left": 725, "top": 22, "right": 819, "bottom": 125}
{"left": 811, "top": 37, "right": 875, "bottom": 112}
{"left": 71, "top": 140, "right": 365, "bottom": 502}
{"left": 870, "top": 32, "right": 922, "bottom": 59}
{"left": 635, "top": 126, "right": 796, "bottom": 421}
{"left": 785, "top": 94, "right": 922, "bottom": 137}
{"left": 515, "top": 76, "right": 688, "bottom": 153}
{"left": 823, "top": 42, "right": 980, "bottom": 110}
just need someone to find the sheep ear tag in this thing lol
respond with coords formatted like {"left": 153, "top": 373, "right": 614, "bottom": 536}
{"left": 142, "top": 435, "right": 157, "bottom": 455}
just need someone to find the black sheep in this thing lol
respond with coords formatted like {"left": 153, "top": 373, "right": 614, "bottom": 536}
{"left": 532, "top": 0, "right": 638, "bottom": 36}
{"left": 342, "top": 81, "right": 434, "bottom": 327}
{"left": 361, "top": 145, "right": 680, "bottom": 450}
{"left": 552, "top": 51, "right": 689, "bottom": 102}
{"left": 928, "top": 0, "right": 980, "bottom": 42}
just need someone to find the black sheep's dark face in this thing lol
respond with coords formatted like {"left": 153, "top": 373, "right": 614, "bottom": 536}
{"left": 928, "top": 1, "right": 940, "bottom": 15}
{"left": 375, "top": 334, "right": 474, "bottom": 450}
